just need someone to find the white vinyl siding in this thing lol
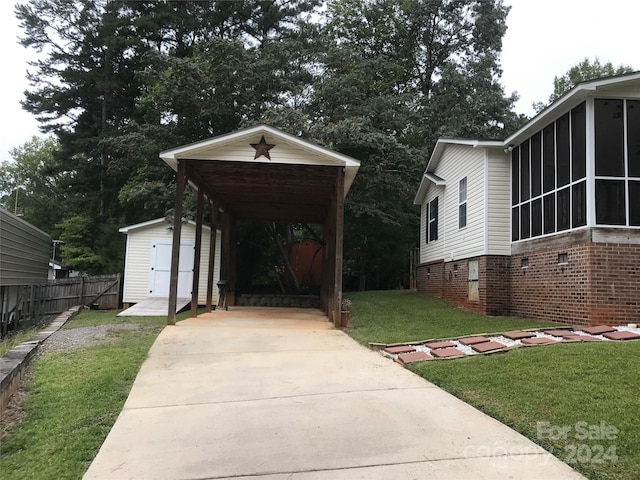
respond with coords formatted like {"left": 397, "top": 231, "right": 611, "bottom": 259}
{"left": 177, "top": 141, "right": 345, "bottom": 167}
{"left": 420, "top": 185, "right": 445, "bottom": 263}
{"left": 420, "top": 144, "right": 513, "bottom": 264}
{"left": 441, "top": 145, "right": 485, "bottom": 261}
{"left": 486, "top": 150, "right": 512, "bottom": 255}
{"left": 420, "top": 145, "right": 483, "bottom": 263}
{"left": 121, "top": 221, "right": 220, "bottom": 304}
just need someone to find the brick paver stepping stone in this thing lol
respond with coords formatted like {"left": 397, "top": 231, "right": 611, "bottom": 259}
{"left": 603, "top": 331, "right": 640, "bottom": 341}
{"left": 544, "top": 329, "right": 575, "bottom": 337}
{"left": 471, "top": 341, "right": 507, "bottom": 353}
{"left": 562, "top": 334, "right": 602, "bottom": 342}
{"left": 458, "top": 336, "right": 490, "bottom": 345}
{"left": 582, "top": 325, "right": 616, "bottom": 335}
{"left": 521, "top": 337, "right": 558, "bottom": 345}
{"left": 503, "top": 331, "right": 536, "bottom": 340}
{"left": 384, "top": 345, "right": 416, "bottom": 354}
{"left": 397, "top": 351, "right": 432, "bottom": 364}
{"left": 424, "top": 341, "right": 456, "bottom": 349}
{"left": 431, "top": 347, "right": 465, "bottom": 359}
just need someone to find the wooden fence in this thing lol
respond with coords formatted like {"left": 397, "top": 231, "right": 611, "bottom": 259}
{"left": 0, "top": 274, "right": 121, "bottom": 337}
{"left": 40, "top": 274, "right": 121, "bottom": 313}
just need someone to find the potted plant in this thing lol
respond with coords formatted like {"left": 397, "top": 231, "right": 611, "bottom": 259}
{"left": 340, "top": 298, "right": 352, "bottom": 328}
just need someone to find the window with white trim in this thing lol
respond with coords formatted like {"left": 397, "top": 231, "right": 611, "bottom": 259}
{"left": 426, "top": 197, "right": 439, "bottom": 243}
{"left": 459, "top": 177, "right": 467, "bottom": 229}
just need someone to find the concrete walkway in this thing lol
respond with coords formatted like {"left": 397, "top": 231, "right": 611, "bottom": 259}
{"left": 117, "top": 297, "right": 191, "bottom": 316}
{"left": 83, "top": 308, "right": 585, "bottom": 480}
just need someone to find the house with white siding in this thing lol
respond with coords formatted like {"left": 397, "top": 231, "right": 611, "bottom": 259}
{"left": 414, "top": 139, "right": 512, "bottom": 314}
{"left": 414, "top": 72, "right": 640, "bottom": 327}
{"left": 119, "top": 218, "right": 221, "bottom": 307}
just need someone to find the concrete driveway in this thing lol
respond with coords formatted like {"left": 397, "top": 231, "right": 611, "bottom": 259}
{"left": 83, "top": 308, "right": 584, "bottom": 480}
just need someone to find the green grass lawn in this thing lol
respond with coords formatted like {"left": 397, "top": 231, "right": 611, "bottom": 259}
{"left": 348, "top": 290, "right": 640, "bottom": 480}
{"left": 0, "top": 309, "right": 193, "bottom": 480}
{"left": 0, "top": 325, "right": 43, "bottom": 357}
{"left": 346, "top": 289, "right": 558, "bottom": 344}
{"left": 2, "top": 295, "right": 637, "bottom": 480}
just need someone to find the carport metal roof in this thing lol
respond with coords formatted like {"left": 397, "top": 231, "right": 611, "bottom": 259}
{"left": 160, "top": 125, "right": 360, "bottom": 223}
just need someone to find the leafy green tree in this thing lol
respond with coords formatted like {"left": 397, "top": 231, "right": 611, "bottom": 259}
{"left": 13, "top": 0, "right": 521, "bottom": 285}
{"left": 56, "top": 214, "right": 124, "bottom": 274}
{"left": 0, "top": 136, "right": 64, "bottom": 233}
{"left": 15, "top": 0, "right": 322, "bottom": 274}
{"left": 16, "top": 0, "right": 148, "bottom": 218}
{"left": 533, "top": 58, "right": 635, "bottom": 112}
{"left": 305, "top": 0, "right": 519, "bottom": 289}
{"left": 55, "top": 215, "right": 104, "bottom": 274}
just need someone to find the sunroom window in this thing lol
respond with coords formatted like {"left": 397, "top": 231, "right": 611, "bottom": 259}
{"left": 512, "top": 102, "right": 587, "bottom": 241}
{"left": 595, "top": 99, "right": 640, "bottom": 226}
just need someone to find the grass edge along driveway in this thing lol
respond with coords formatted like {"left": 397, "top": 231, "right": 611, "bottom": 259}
{"left": 346, "top": 290, "right": 640, "bottom": 480}
{"left": 0, "top": 310, "right": 188, "bottom": 480}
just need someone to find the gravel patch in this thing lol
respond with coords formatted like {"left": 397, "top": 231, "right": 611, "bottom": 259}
{"left": 488, "top": 335, "right": 521, "bottom": 348}
{"left": 452, "top": 340, "right": 477, "bottom": 355}
{"left": 616, "top": 325, "right": 640, "bottom": 335}
{"left": 534, "top": 331, "right": 561, "bottom": 340}
{"left": 571, "top": 330, "right": 608, "bottom": 340}
{"left": 39, "top": 324, "right": 142, "bottom": 353}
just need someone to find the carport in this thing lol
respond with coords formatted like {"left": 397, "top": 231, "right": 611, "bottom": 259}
{"left": 159, "top": 125, "right": 360, "bottom": 326}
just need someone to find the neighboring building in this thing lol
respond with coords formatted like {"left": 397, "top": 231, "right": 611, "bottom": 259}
{"left": 415, "top": 73, "right": 640, "bottom": 327}
{"left": 48, "top": 259, "right": 78, "bottom": 280}
{"left": 119, "top": 218, "right": 221, "bottom": 306}
{"left": 0, "top": 208, "right": 51, "bottom": 332}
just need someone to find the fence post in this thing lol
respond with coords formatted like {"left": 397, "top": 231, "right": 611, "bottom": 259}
{"left": 79, "top": 276, "right": 85, "bottom": 307}
{"left": 29, "top": 285, "right": 35, "bottom": 322}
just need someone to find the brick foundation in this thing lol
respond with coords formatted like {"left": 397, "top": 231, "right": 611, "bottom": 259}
{"left": 480, "top": 256, "right": 511, "bottom": 316}
{"left": 416, "top": 261, "right": 444, "bottom": 297}
{"left": 416, "top": 255, "right": 511, "bottom": 316}
{"left": 510, "top": 244, "right": 591, "bottom": 326}
{"left": 417, "top": 230, "right": 640, "bottom": 327}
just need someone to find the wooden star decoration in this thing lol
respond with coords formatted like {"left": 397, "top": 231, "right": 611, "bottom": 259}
{"left": 250, "top": 135, "right": 276, "bottom": 160}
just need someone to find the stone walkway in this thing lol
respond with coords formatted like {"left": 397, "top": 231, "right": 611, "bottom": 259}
{"left": 379, "top": 324, "right": 640, "bottom": 365}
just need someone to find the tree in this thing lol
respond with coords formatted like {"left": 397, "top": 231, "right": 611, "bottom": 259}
{"left": 14, "top": 0, "right": 322, "bottom": 273}
{"left": 0, "top": 136, "right": 64, "bottom": 233}
{"left": 13, "top": 0, "right": 521, "bottom": 285}
{"left": 55, "top": 214, "right": 124, "bottom": 274}
{"left": 16, "top": 0, "right": 150, "bottom": 218}
{"left": 304, "top": 0, "right": 519, "bottom": 289}
{"left": 533, "top": 58, "right": 635, "bottom": 112}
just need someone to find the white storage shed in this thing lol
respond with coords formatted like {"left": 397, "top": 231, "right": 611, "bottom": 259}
{"left": 119, "top": 218, "right": 221, "bottom": 306}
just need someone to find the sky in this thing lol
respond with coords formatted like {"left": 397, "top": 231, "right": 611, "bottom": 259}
{"left": 2, "top": 0, "right": 640, "bottom": 162}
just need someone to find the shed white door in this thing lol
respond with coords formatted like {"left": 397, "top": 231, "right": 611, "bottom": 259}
{"left": 149, "top": 239, "right": 194, "bottom": 298}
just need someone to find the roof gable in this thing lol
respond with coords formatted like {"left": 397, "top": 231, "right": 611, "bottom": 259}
{"left": 119, "top": 218, "right": 211, "bottom": 234}
{"left": 505, "top": 71, "right": 640, "bottom": 146}
{"left": 413, "top": 139, "right": 502, "bottom": 205}
{"left": 160, "top": 125, "right": 360, "bottom": 196}
{"left": 415, "top": 72, "right": 640, "bottom": 205}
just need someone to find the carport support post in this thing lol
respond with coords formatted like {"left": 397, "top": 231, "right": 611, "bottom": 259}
{"left": 332, "top": 167, "right": 345, "bottom": 326}
{"left": 191, "top": 188, "right": 205, "bottom": 318}
{"left": 205, "top": 202, "right": 218, "bottom": 312}
{"left": 219, "top": 211, "right": 236, "bottom": 308}
{"left": 168, "top": 159, "right": 186, "bottom": 325}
